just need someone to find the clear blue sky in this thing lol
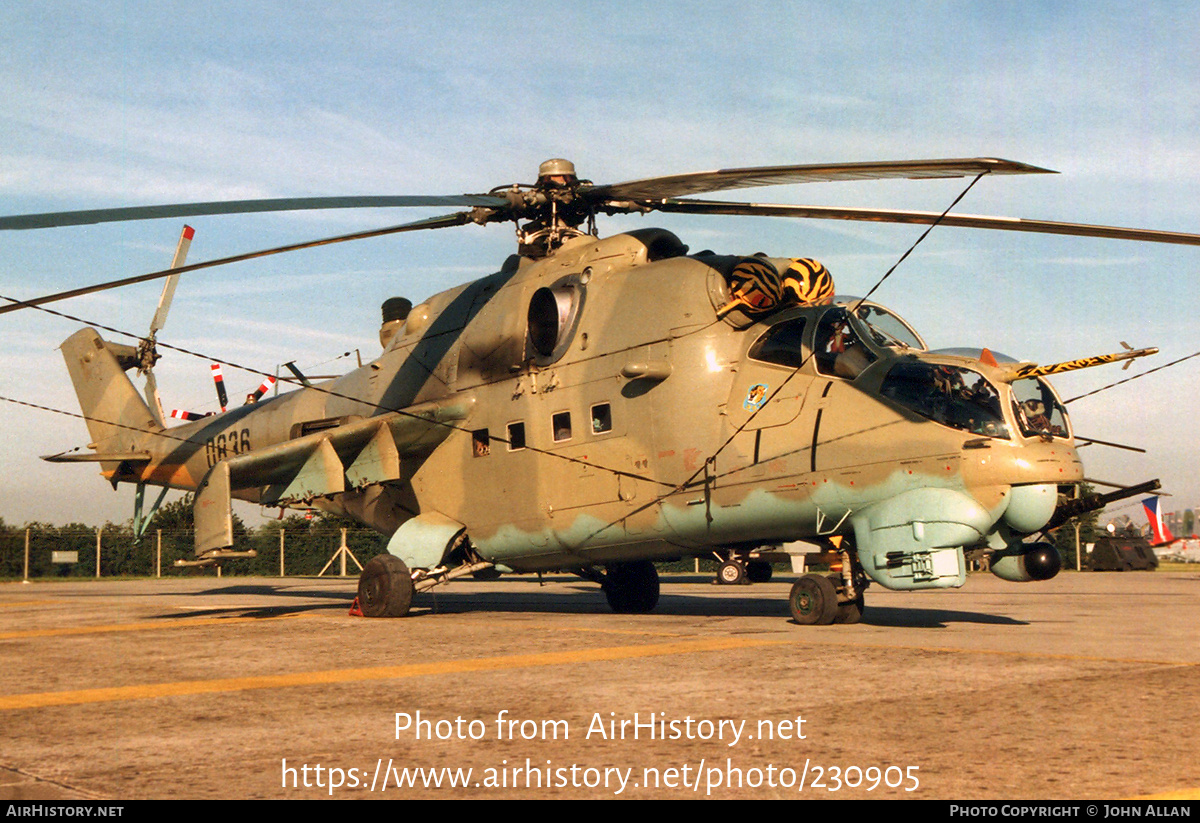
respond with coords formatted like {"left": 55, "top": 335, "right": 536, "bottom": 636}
{"left": 1, "top": 1, "right": 1198, "bottom": 527}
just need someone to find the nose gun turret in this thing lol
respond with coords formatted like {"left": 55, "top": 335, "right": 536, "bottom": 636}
{"left": 1043, "top": 479, "right": 1163, "bottom": 533}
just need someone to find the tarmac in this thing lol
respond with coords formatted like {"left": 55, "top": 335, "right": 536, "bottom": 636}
{"left": 1, "top": 569, "right": 1199, "bottom": 800}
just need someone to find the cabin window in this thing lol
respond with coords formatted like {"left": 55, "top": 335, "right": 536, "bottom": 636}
{"left": 472, "top": 428, "right": 491, "bottom": 457}
{"left": 552, "top": 412, "right": 572, "bottom": 442}
{"left": 591, "top": 403, "right": 612, "bottom": 434}
{"left": 506, "top": 422, "right": 526, "bottom": 451}
{"left": 748, "top": 318, "right": 807, "bottom": 368}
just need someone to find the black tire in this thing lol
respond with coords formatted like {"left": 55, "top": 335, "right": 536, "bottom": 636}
{"left": 827, "top": 573, "right": 865, "bottom": 624}
{"left": 833, "top": 596, "right": 865, "bottom": 624}
{"left": 747, "top": 561, "right": 773, "bottom": 583}
{"left": 717, "top": 560, "right": 747, "bottom": 585}
{"left": 604, "top": 561, "right": 660, "bottom": 614}
{"left": 788, "top": 574, "right": 838, "bottom": 625}
{"left": 358, "top": 554, "right": 414, "bottom": 618}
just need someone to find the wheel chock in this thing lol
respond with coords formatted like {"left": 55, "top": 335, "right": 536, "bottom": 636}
{"left": 348, "top": 597, "right": 364, "bottom": 617}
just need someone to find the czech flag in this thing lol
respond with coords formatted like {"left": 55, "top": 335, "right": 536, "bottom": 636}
{"left": 1143, "top": 496, "right": 1175, "bottom": 545}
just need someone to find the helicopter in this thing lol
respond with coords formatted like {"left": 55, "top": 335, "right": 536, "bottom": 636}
{"left": 2, "top": 156, "right": 1197, "bottom": 625}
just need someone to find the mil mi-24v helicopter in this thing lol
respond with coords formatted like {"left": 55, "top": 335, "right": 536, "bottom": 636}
{"left": 3, "top": 156, "right": 1196, "bottom": 624}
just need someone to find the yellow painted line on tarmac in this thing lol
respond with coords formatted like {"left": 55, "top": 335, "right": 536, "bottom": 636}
{"left": 0, "top": 613, "right": 302, "bottom": 641}
{"left": 0, "top": 635, "right": 788, "bottom": 711}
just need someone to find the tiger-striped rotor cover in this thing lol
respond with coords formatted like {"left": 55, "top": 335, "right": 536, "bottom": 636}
{"left": 781, "top": 258, "right": 834, "bottom": 306}
{"left": 721, "top": 257, "right": 783, "bottom": 317}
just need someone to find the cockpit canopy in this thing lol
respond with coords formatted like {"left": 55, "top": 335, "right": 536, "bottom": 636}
{"left": 747, "top": 298, "right": 925, "bottom": 375}
{"left": 842, "top": 298, "right": 926, "bottom": 352}
{"left": 880, "top": 363, "right": 1070, "bottom": 441}
{"left": 1011, "top": 376, "right": 1070, "bottom": 438}
{"left": 881, "top": 362, "right": 1009, "bottom": 438}
{"left": 745, "top": 298, "right": 1071, "bottom": 442}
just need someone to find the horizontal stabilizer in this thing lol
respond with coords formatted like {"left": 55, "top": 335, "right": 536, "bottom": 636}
{"left": 42, "top": 451, "right": 152, "bottom": 463}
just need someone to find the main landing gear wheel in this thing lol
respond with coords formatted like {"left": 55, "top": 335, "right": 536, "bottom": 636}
{"left": 358, "top": 554, "right": 415, "bottom": 618}
{"left": 788, "top": 573, "right": 838, "bottom": 625}
{"left": 604, "top": 560, "right": 660, "bottom": 614}
{"left": 717, "top": 560, "right": 747, "bottom": 585}
{"left": 747, "top": 561, "right": 773, "bottom": 583}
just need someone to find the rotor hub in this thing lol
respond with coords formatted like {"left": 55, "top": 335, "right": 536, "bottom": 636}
{"left": 537, "top": 158, "right": 578, "bottom": 186}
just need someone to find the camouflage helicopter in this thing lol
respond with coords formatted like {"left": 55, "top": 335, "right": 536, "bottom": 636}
{"left": 2, "top": 157, "right": 1196, "bottom": 625}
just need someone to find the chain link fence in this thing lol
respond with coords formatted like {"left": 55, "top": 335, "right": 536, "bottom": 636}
{"left": 0, "top": 516, "right": 389, "bottom": 579}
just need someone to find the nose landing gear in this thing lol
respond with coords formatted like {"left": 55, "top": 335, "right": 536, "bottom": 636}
{"left": 787, "top": 572, "right": 866, "bottom": 625}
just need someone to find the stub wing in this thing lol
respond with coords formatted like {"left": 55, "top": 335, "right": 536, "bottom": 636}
{"left": 191, "top": 396, "right": 474, "bottom": 558}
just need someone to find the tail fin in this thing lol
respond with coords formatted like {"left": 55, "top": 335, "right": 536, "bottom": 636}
{"left": 60, "top": 328, "right": 163, "bottom": 455}
{"left": 1142, "top": 496, "right": 1176, "bottom": 546}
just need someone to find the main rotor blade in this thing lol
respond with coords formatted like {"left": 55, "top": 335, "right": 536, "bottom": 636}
{"left": 0, "top": 212, "right": 472, "bottom": 316}
{"left": 0, "top": 195, "right": 505, "bottom": 231}
{"left": 657, "top": 200, "right": 1200, "bottom": 246}
{"left": 591, "top": 158, "right": 1054, "bottom": 203}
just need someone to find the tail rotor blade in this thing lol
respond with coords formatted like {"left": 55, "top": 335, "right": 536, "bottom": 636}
{"left": 143, "top": 225, "right": 195, "bottom": 426}
{"left": 144, "top": 368, "right": 166, "bottom": 426}
{"left": 211, "top": 363, "right": 228, "bottom": 412}
{"left": 149, "top": 225, "right": 194, "bottom": 336}
{"left": 246, "top": 375, "right": 276, "bottom": 404}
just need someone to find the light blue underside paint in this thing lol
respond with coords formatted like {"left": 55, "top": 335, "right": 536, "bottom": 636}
{"left": 387, "top": 512, "right": 465, "bottom": 569}
{"left": 470, "top": 467, "right": 1015, "bottom": 590}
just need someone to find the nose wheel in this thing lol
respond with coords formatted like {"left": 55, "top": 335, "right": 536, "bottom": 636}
{"left": 715, "top": 557, "right": 772, "bottom": 585}
{"left": 788, "top": 572, "right": 866, "bottom": 625}
{"left": 717, "top": 560, "right": 748, "bottom": 585}
{"left": 788, "top": 574, "right": 839, "bottom": 624}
